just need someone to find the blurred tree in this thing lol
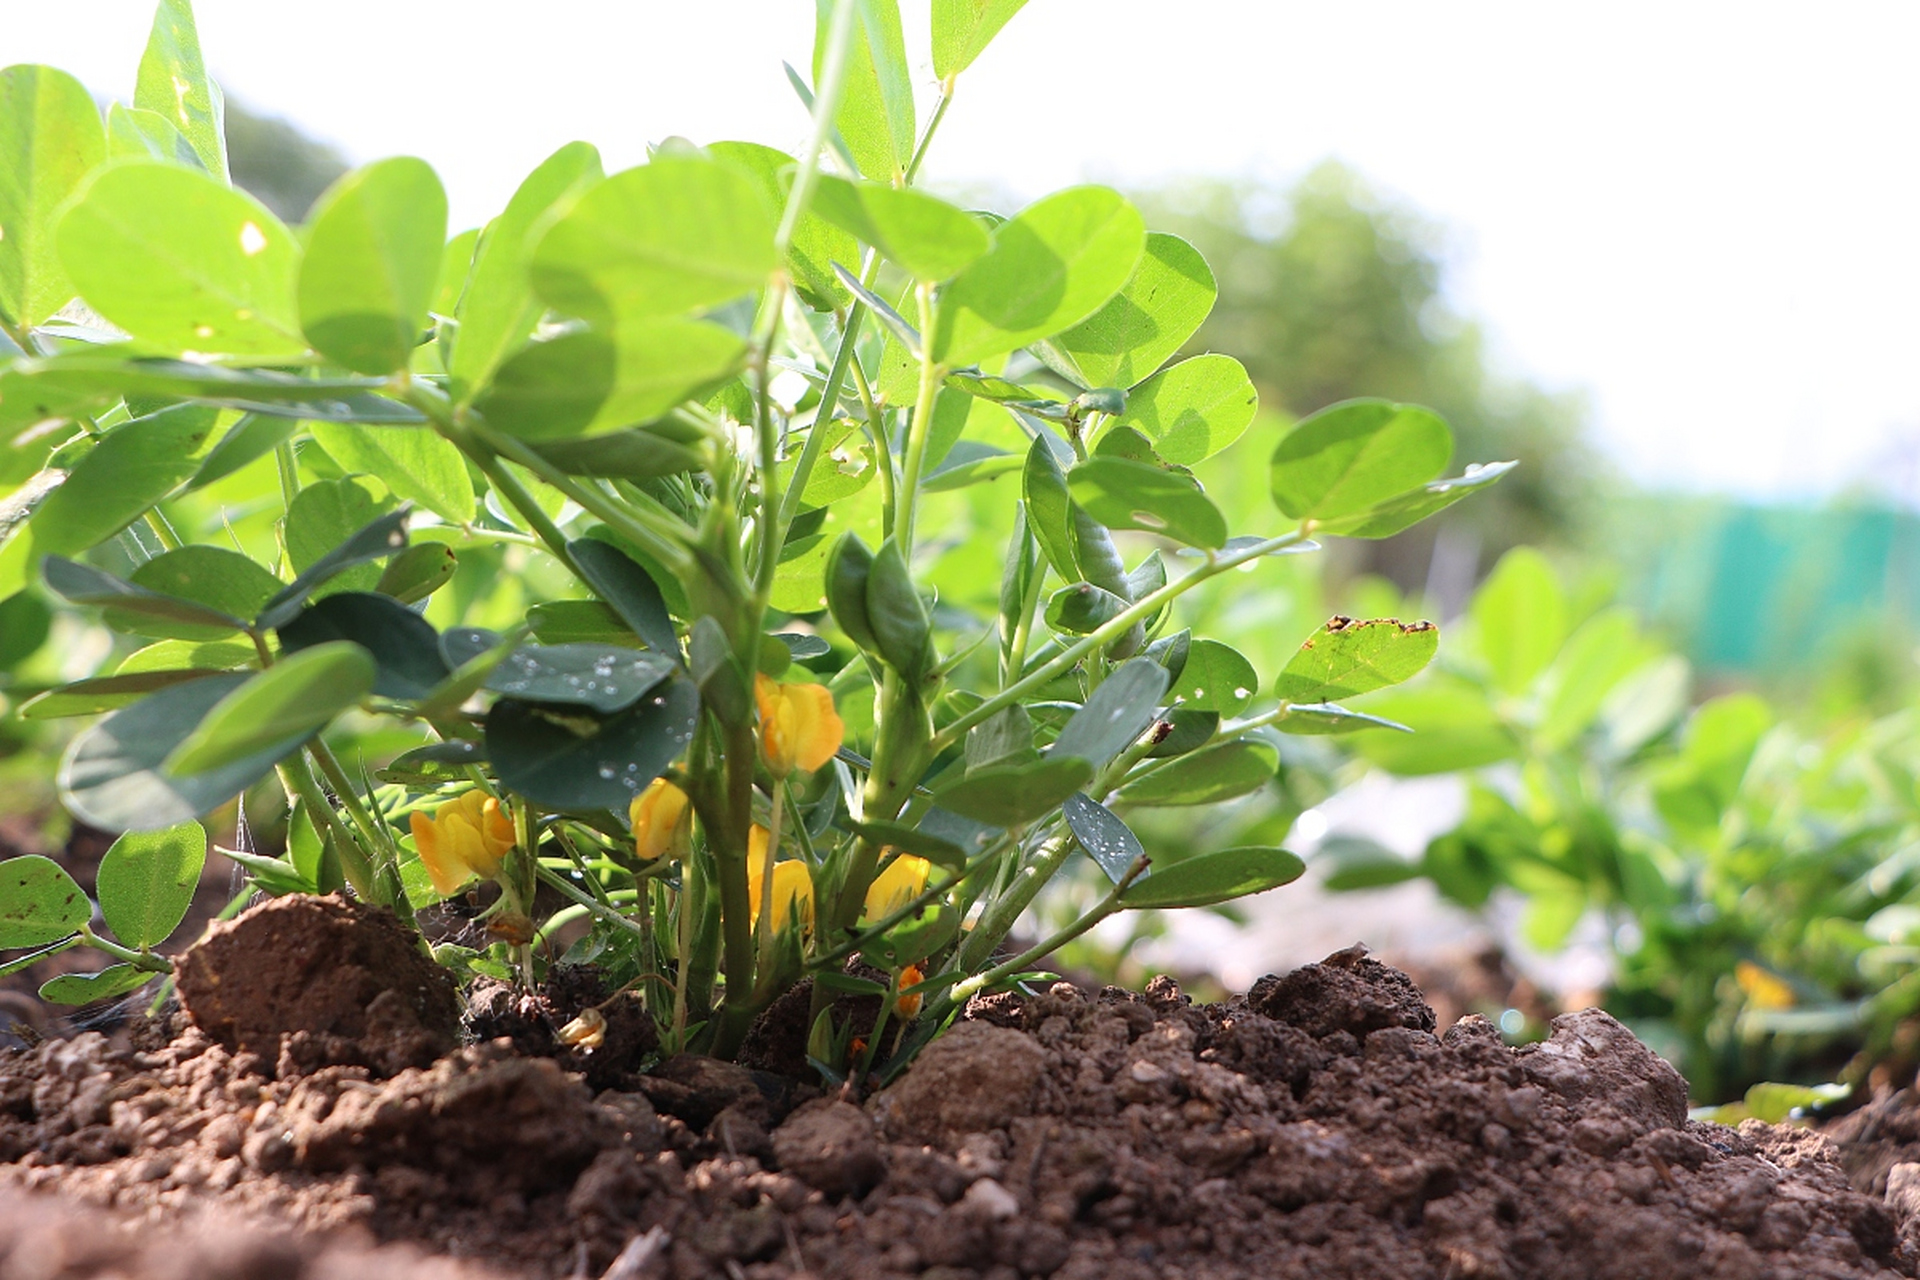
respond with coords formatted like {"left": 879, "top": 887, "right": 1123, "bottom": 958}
{"left": 225, "top": 99, "right": 348, "bottom": 222}
{"left": 1138, "top": 162, "right": 1601, "bottom": 604}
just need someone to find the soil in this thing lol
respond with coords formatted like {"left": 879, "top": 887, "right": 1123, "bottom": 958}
{"left": 0, "top": 896, "right": 1916, "bottom": 1279}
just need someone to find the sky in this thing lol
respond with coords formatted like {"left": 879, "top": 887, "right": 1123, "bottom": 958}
{"left": 9, "top": 2, "right": 1920, "bottom": 501}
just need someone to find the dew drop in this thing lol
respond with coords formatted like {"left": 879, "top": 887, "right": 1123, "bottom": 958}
{"left": 597, "top": 764, "right": 616, "bottom": 780}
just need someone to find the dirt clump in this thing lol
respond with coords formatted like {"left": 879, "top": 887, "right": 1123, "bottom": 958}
{"left": 0, "top": 943, "right": 1914, "bottom": 1278}
{"left": 464, "top": 967, "right": 659, "bottom": 1091}
{"left": 175, "top": 893, "right": 460, "bottom": 1077}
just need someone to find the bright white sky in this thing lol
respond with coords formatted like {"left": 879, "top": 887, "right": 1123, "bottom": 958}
{"left": 9, "top": 2, "right": 1920, "bottom": 500}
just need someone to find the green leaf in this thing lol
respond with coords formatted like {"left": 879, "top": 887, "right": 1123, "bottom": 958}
{"left": 1063, "top": 792, "right": 1143, "bottom": 884}
{"left": 860, "top": 903, "right": 959, "bottom": 970}
{"left": 526, "top": 600, "right": 641, "bottom": 648}
{"left": 1170, "top": 639, "right": 1258, "bottom": 716}
{"left": 17, "top": 668, "right": 224, "bottom": 720}
{"left": 42, "top": 555, "right": 247, "bottom": 633}
{"left": 377, "top": 739, "right": 487, "bottom": 788}
{"left": 96, "top": 819, "right": 205, "bottom": 948}
{"left": 847, "top": 819, "right": 967, "bottom": 871}
{"left": 451, "top": 141, "right": 603, "bottom": 402}
{"left": 1121, "top": 846, "right": 1304, "bottom": 910}
{"left": 1313, "top": 461, "right": 1517, "bottom": 540}
{"left": 164, "top": 642, "right": 374, "bottom": 776}
{"left": 40, "top": 964, "right": 155, "bottom": 1006}
{"left": 1021, "top": 436, "right": 1079, "bottom": 581}
{"left": 476, "top": 319, "right": 745, "bottom": 440}
{"left": 112, "top": 545, "right": 283, "bottom": 641}
{"left": 374, "top": 541, "right": 458, "bottom": 605}
{"left": 1536, "top": 609, "right": 1653, "bottom": 751}
{"left": 5, "top": 353, "right": 421, "bottom": 425}
{"left": 485, "top": 676, "right": 699, "bottom": 811}
{"left": 529, "top": 156, "right": 776, "bottom": 325}
{"left": 297, "top": 157, "right": 446, "bottom": 374}
{"left": 275, "top": 592, "right": 449, "bottom": 699}
{"left": 1116, "top": 739, "right": 1277, "bottom": 807}
{"left": 134, "top": 0, "right": 228, "bottom": 180}
{"left": 1742, "top": 1082, "right": 1849, "bottom": 1125}
{"left": 566, "top": 537, "right": 679, "bottom": 658}
{"left": 1146, "top": 707, "right": 1217, "bottom": 758}
{"left": 1351, "top": 680, "right": 1519, "bottom": 776}
{"left": 1274, "top": 616, "right": 1439, "bottom": 705}
{"left": 104, "top": 102, "right": 202, "bottom": 168}
{"left": 57, "top": 163, "right": 304, "bottom": 356}
{"left": 525, "top": 429, "right": 702, "bottom": 480}
{"left": 485, "top": 643, "right": 675, "bottom": 714}
{"left": 1108, "top": 354, "right": 1257, "bottom": 467}
{"left": 932, "top": 188, "right": 1146, "bottom": 367}
{"left": 935, "top": 755, "right": 1093, "bottom": 827}
{"left": 965, "top": 705, "right": 1035, "bottom": 771}
{"left": 1051, "top": 233, "right": 1215, "bottom": 391}
{"left": 59, "top": 674, "right": 291, "bottom": 830}
{"left": 261, "top": 496, "right": 408, "bottom": 627}
{"left": 187, "top": 413, "right": 294, "bottom": 492}
{"left": 0, "top": 855, "right": 90, "bottom": 948}
{"left": 866, "top": 537, "right": 932, "bottom": 676}
{"left": 1471, "top": 546, "right": 1567, "bottom": 695}
{"left": 0, "top": 937, "right": 81, "bottom": 979}
{"left": 1276, "top": 703, "right": 1412, "bottom": 736}
{"left": 1269, "top": 399, "right": 1452, "bottom": 522}
{"left": 116, "top": 639, "right": 254, "bottom": 674}
{"left": 1049, "top": 658, "right": 1169, "bottom": 768}
{"left": 932, "top": 0, "right": 1030, "bottom": 77}
{"left": 0, "top": 66, "right": 105, "bottom": 329}
{"left": 1044, "top": 582, "right": 1128, "bottom": 635}
{"left": 1067, "top": 456, "right": 1227, "bottom": 549}
{"left": 307, "top": 422, "right": 473, "bottom": 523}
{"left": 810, "top": 176, "right": 990, "bottom": 282}
{"left": 781, "top": 416, "right": 875, "bottom": 507}
{"left": 826, "top": 531, "right": 879, "bottom": 652}
{"left": 817, "top": 0, "right": 916, "bottom": 183}
{"left": 27, "top": 405, "right": 218, "bottom": 556}
{"left": 710, "top": 141, "right": 858, "bottom": 311}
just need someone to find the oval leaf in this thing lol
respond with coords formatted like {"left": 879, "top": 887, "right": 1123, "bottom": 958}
{"left": 1269, "top": 399, "right": 1452, "bottom": 523}
{"left": 1068, "top": 456, "right": 1227, "bottom": 549}
{"left": 96, "top": 819, "right": 206, "bottom": 948}
{"left": 0, "top": 65, "right": 106, "bottom": 328}
{"left": 39, "top": 963, "right": 155, "bottom": 1006}
{"left": 1273, "top": 616, "right": 1438, "bottom": 704}
{"left": 1052, "top": 232, "right": 1215, "bottom": 391}
{"left": 164, "top": 643, "right": 375, "bottom": 776}
{"left": 811, "top": 176, "right": 990, "bottom": 282}
{"left": 1110, "top": 354, "right": 1257, "bottom": 466}
{"left": 935, "top": 756, "right": 1093, "bottom": 827}
{"left": 484, "top": 643, "right": 676, "bottom": 714}
{"left": 1121, "top": 846, "right": 1304, "bottom": 910}
{"left": 485, "top": 676, "right": 699, "bottom": 811}
{"left": 1170, "top": 639, "right": 1259, "bottom": 716}
{"left": 0, "top": 855, "right": 90, "bottom": 948}
{"left": 307, "top": 422, "right": 474, "bottom": 524}
{"left": 111, "top": 545, "right": 283, "bottom": 641}
{"left": 1062, "top": 792, "right": 1144, "bottom": 885}
{"left": 298, "top": 157, "right": 447, "bottom": 373}
{"left": 1116, "top": 738, "right": 1278, "bottom": 807}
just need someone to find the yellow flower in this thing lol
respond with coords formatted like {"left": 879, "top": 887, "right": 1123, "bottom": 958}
{"left": 410, "top": 790, "right": 514, "bottom": 897}
{"left": 897, "top": 963, "right": 925, "bottom": 1020}
{"left": 746, "top": 825, "right": 815, "bottom": 935}
{"left": 1735, "top": 960, "right": 1796, "bottom": 1011}
{"left": 630, "top": 778, "right": 691, "bottom": 862}
{"left": 754, "top": 674, "right": 844, "bottom": 777}
{"left": 863, "top": 852, "right": 932, "bottom": 922}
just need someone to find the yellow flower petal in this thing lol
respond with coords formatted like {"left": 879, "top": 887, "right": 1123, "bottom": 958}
{"left": 412, "top": 790, "right": 514, "bottom": 894}
{"left": 755, "top": 675, "right": 845, "bottom": 776}
{"left": 630, "top": 778, "right": 691, "bottom": 862}
{"left": 863, "top": 852, "right": 932, "bottom": 922}
{"left": 1736, "top": 960, "right": 1796, "bottom": 1011}
{"left": 747, "top": 850, "right": 815, "bottom": 936}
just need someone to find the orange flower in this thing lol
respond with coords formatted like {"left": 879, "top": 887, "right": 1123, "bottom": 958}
{"left": 754, "top": 674, "right": 844, "bottom": 776}
{"left": 897, "top": 963, "right": 925, "bottom": 1020}
{"left": 630, "top": 778, "right": 691, "bottom": 862}
{"left": 410, "top": 790, "right": 514, "bottom": 896}
{"left": 1735, "top": 960, "right": 1795, "bottom": 1011}
{"left": 863, "top": 852, "right": 932, "bottom": 922}
{"left": 746, "top": 824, "right": 815, "bottom": 934}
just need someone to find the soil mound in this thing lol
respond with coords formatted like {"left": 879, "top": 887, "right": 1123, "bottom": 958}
{"left": 0, "top": 938, "right": 1911, "bottom": 1278}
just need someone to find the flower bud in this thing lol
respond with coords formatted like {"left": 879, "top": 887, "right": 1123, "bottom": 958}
{"left": 863, "top": 852, "right": 932, "bottom": 922}
{"left": 754, "top": 675, "right": 844, "bottom": 777}
{"left": 630, "top": 777, "right": 691, "bottom": 862}
{"left": 747, "top": 825, "right": 815, "bottom": 935}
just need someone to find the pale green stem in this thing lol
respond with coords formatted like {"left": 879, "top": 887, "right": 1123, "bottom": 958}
{"left": 779, "top": 0, "right": 857, "bottom": 253}
{"left": 535, "top": 863, "right": 652, "bottom": 943}
{"left": 76, "top": 925, "right": 172, "bottom": 973}
{"left": 950, "top": 825, "right": 1073, "bottom": 975}
{"left": 935, "top": 529, "right": 1308, "bottom": 752}
{"left": 903, "top": 82, "right": 955, "bottom": 185}
{"left": 942, "top": 856, "right": 1148, "bottom": 1011}
{"left": 276, "top": 757, "right": 375, "bottom": 899}
{"left": 892, "top": 283, "right": 944, "bottom": 552}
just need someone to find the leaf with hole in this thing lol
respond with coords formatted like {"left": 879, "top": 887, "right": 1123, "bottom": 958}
{"left": 134, "top": 0, "right": 227, "bottom": 179}
{"left": 1121, "top": 846, "right": 1304, "bottom": 910}
{"left": 0, "top": 855, "right": 90, "bottom": 948}
{"left": 96, "top": 820, "right": 205, "bottom": 948}
{"left": 57, "top": 163, "right": 304, "bottom": 356}
{"left": 1170, "top": 639, "right": 1258, "bottom": 716}
{"left": 1273, "top": 616, "right": 1438, "bottom": 704}
{"left": 1068, "top": 456, "right": 1226, "bottom": 549}
{"left": 485, "top": 676, "right": 699, "bottom": 811}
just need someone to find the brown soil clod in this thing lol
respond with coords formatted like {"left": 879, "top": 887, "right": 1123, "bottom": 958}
{"left": 5, "top": 943, "right": 1918, "bottom": 1278}
{"left": 175, "top": 892, "right": 460, "bottom": 1078}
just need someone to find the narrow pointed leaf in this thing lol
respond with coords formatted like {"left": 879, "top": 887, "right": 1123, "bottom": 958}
{"left": 1050, "top": 658, "right": 1169, "bottom": 768}
{"left": 134, "top": 0, "right": 228, "bottom": 180}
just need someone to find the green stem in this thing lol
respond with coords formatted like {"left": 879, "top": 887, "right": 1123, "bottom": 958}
{"left": 277, "top": 757, "right": 375, "bottom": 899}
{"left": 76, "top": 925, "right": 172, "bottom": 973}
{"left": 849, "top": 355, "right": 897, "bottom": 529}
{"left": 941, "top": 856, "right": 1147, "bottom": 1012}
{"left": 777, "top": 258, "right": 879, "bottom": 534}
{"left": 950, "top": 824, "right": 1073, "bottom": 975}
{"left": 534, "top": 863, "right": 652, "bottom": 943}
{"left": 306, "top": 739, "right": 402, "bottom": 913}
{"left": 750, "top": 284, "right": 791, "bottom": 600}
{"left": 144, "top": 508, "right": 183, "bottom": 551}
{"left": 936, "top": 529, "right": 1308, "bottom": 752}
{"left": 903, "top": 82, "right": 955, "bottom": 185}
{"left": 780, "top": 0, "right": 857, "bottom": 250}
{"left": 892, "top": 283, "right": 944, "bottom": 552}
